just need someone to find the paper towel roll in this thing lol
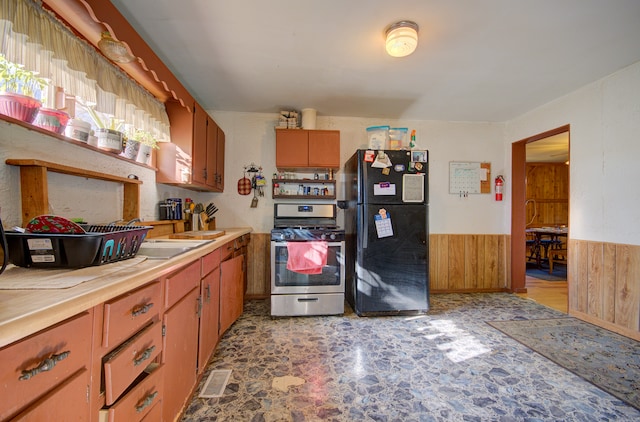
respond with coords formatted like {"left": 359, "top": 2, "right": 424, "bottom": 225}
{"left": 301, "top": 108, "right": 317, "bottom": 129}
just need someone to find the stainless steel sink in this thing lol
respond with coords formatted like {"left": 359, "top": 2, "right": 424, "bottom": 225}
{"left": 136, "top": 239, "right": 212, "bottom": 259}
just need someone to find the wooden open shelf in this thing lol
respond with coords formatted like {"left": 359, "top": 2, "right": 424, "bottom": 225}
{"left": 6, "top": 159, "right": 142, "bottom": 226}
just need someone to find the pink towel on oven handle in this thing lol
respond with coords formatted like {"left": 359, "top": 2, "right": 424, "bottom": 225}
{"left": 286, "top": 241, "right": 328, "bottom": 275}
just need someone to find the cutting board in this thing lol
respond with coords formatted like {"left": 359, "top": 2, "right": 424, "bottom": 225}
{"left": 169, "top": 230, "right": 226, "bottom": 240}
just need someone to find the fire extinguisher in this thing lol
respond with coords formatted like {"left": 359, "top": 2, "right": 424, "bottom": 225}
{"left": 495, "top": 175, "right": 505, "bottom": 201}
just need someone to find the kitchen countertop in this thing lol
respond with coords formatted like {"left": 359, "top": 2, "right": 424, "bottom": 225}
{"left": 0, "top": 227, "right": 252, "bottom": 349}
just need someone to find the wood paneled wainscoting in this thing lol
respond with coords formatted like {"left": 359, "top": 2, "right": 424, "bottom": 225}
{"left": 429, "top": 234, "right": 511, "bottom": 293}
{"left": 245, "top": 233, "right": 513, "bottom": 299}
{"left": 246, "top": 233, "right": 271, "bottom": 298}
{"left": 568, "top": 239, "right": 640, "bottom": 341}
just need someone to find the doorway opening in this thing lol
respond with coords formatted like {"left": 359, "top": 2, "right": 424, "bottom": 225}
{"left": 511, "top": 125, "right": 569, "bottom": 312}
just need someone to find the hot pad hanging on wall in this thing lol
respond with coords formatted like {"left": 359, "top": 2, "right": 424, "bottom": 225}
{"left": 237, "top": 170, "right": 252, "bottom": 195}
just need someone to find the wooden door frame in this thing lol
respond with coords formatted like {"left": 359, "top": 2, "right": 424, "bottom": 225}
{"left": 511, "top": 124, "right": 570, "bottom": 293}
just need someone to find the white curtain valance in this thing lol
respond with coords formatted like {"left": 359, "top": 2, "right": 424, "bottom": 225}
{"left": 0, "top": 0, "right": 170, "bottom": 141}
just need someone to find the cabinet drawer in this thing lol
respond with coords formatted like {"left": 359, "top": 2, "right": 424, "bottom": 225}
{"left": 220, "top": 240, "right": 235, "bottom": 261}
{"left": 165, "top": 260, "right": 200, "bottom": 310}
{"left": 0, "top": 311, "right": 92, "bottom": 420}
{"left": 9, "top": 368, "right": 91, "bottom": 421}
{"left": 140, "top": 397, "right": 162, "bottom": 421}
{"left": 103, "top": 281, "right": 161, "bottom": 348}
{"left": 201, "top": 248, "right": 221, "bottom": 277}
{"left": 104, "top": 321, "right": 163, "bottom": 406}
{"left": 101, "top": 364, "right": 164, "bottom": 422}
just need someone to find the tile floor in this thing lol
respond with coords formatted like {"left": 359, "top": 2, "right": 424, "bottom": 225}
{"left": 182, "top": 293, "right": 640, "bottom": 421}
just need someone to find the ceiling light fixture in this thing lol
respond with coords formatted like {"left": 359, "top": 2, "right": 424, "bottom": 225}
{"left": 385, "top": 21, "right": 419, "bottom": 58}
{"left": 97, "top": 31, "right": 135, "bottom": 64}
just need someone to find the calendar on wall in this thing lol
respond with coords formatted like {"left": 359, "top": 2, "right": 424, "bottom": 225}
{"left": 449, "top": 162, "right": 492, "bottom": 195}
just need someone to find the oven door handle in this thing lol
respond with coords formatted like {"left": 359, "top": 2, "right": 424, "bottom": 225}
{"left": 271, "top": 241, "right": 344, "bottom": 247}
{"left": 297, "top": 297, "right": 319, "bottom": 302}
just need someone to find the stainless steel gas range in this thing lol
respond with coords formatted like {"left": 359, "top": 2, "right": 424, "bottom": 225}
{"left": 270, "top": 203, "right": 345, "bottom": 316}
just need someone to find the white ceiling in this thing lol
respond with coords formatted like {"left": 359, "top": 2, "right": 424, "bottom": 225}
{"left": 110, "top": 0, "right": 640, "bottom": 123}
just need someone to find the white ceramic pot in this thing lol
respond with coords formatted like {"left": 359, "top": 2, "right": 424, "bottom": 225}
{"left": 64, "top": 119, "right": 91, "bottom": 142}
{"left": 120, "top": 138, "right": 140, "bottom": 160}
{"left": 95, "top": 129, "right": 123, "bottom": 153}
{"left": 135, "top": 143, "right": 153, "bottom": 165}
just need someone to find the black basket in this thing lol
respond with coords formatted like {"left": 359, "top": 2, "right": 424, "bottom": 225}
{"left": 6, "top": 225, "right": 152, "bottom": 268}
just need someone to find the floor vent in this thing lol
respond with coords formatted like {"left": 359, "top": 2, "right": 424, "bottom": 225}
{"left": 199, "top": 369, "right": 232, "bottom": 398}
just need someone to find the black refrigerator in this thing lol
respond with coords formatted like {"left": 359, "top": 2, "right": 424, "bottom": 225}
{"left": 344, "top": 149, "right": 429, "bottom": 316}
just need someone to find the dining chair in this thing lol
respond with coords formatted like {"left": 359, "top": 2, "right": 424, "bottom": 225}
{"left": 548, "top": 243, "right": 568, "bottom": 274}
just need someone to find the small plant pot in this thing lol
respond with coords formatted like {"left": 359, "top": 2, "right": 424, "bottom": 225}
{"left": 95, "top": 128, "right": 124, "bottom": 153}
{"left": 120, "top": 138, "right": 140, "bottom": 160}
{"left": 33, "top": 108, "right": 70, "bottom": 134}
{"left": 0, "top": 92, "right": 42, "bottom": 123}
{"left": 136, "top": 143, "right": 153, "bottom": 165}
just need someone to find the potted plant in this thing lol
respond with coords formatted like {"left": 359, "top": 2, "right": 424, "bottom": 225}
{"left": 123, "top": 129, "right": 158, "bottom": 165}
{"left": 83, "top": 105, "right": 125, "bottom": 153}
{"left": 0, "top": 55, "right": 47, "bottom": 123}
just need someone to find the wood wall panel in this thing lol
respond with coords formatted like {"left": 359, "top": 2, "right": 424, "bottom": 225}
{"left": 603, "top": 243, "right": 617, "bottom": 322}
{"left": 429, "top": 235, "right": 449, "bottom": 290}
{"left": 245, "top": 233, "right": 270, "bottom": 298}
{"left": 525, "top": 163, "right": 569, "bottom": 227}
{"left": 587, "top": 242, "right": 603, "bottom": 319}
{"left": 569, "top": 239, "right": 640, "bottom": 341}
{"left": 247, "top": 233, "right": 511, "bottom": 298}
{"left": 430, "top": 234, "right": 509, "bottom": 293}
{"left": 614, "top": 244, "right": 640, "bottom": 331}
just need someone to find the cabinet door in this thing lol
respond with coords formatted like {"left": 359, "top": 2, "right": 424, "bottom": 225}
{"left": 215, "top": 126, "right": 226, "bottom": 192}
{"left": 162, "top": 287, "right": 199, "bottom": 421}
{"left": 198, "top": 266, "right": 220, "bottom": 374}
{"left": 220, "top": 255, "right": 244, "bottom": 334}
{"left": 205, "top": 117, "right": 218, "bottom": 189}
{"left": 276, "top": 129, "right": 309, "bottom": 167}
{"left": 309, "top": 130, "right": 340, "bottom": 168}
{"left": 192, "top": 102, "right": 208, "bottom": 185}
{"left": 0, "top": 311, "right": 92, "bottom": 420}
{"left": 10, "top": 368, "right": 91, "bottom": 421}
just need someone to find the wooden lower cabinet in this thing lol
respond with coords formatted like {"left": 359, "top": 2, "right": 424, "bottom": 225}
{"left": 1, "top": 234, "right": 250, "bottom": 421}
{"left": 162, "top": 287, "right": 199, "bottom": 420}
{"left": 92, "top": 281, "right": 164, "bottom": 422}
{"left": 220, "top": 254, "right": 244, "bottom": 334}
{"left": 99, "top": 364, "right": 164, "bottom": 422}
{"left": 0, "top": 311, "right": 93, "bottom": 421}
{"left": 198, "top": 249, "right": 221, "bottom": 374}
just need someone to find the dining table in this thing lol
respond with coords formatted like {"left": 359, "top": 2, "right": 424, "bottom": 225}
{"left": 526, "top": 226, "right": 568, "bottom": 268}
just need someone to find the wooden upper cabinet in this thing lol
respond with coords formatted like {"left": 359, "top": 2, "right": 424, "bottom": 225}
{"left": 157, "top": 100, "right": 225, "bottom": 192}
{"left": 193, "top": 102, "right": 208, "bottom": 186}
{"left": 276, "top": 129, "right": 340, "bottom": 169}
{"left": 309, "top": 130, "right": 340, "bottom": 168}
{"left": 215, "top": 125, "right": 226, "bottom": 191}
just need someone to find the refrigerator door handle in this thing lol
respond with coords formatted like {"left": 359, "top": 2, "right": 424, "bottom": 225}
{"left": 360, "top": 213, "right": 367, "bottom": 249}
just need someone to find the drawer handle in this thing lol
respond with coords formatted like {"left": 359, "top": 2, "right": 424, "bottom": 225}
{"left": 297, "top": 298, "right": 319, "bottom": 302}
{"left": 136, "top": 390, "right": 158, "bottom": 413}
{"left": 131, "top": 302, "right": 154, "bottom": 318}
{"left": 133, "top": 345, "right": 156, "bottom": 367}
{"left": 19, "top": 350, "right": 70, "bottom": 381}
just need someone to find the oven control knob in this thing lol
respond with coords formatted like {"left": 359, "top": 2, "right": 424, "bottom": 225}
{"left": 330, "top": 233, "right": 336, "bottom": 240}
{"left": 320, "top": 233, "right": 327, "bottom": 240}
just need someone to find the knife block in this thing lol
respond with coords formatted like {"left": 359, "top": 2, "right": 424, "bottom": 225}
{"left": 207, "top": 218, "right": 216, "bottom": 230}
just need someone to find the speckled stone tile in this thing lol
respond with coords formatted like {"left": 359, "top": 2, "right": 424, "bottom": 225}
{"left": 182, "top": 293, "right": 640, "bottom": 421}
